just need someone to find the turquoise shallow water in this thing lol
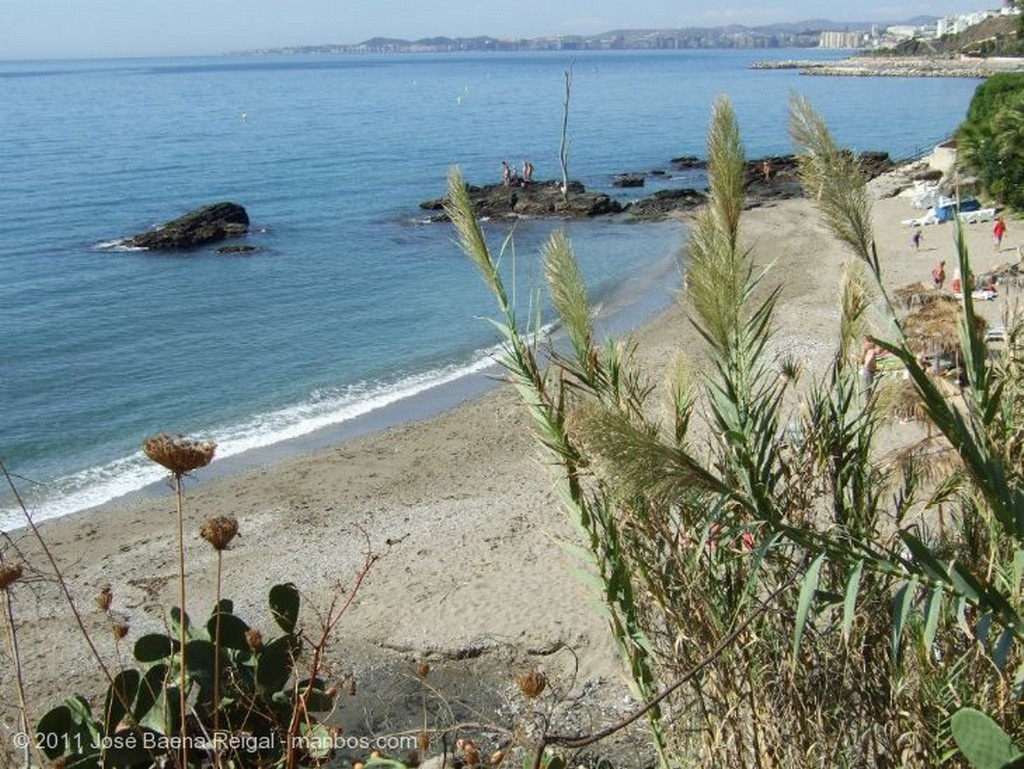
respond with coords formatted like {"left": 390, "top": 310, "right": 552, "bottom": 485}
{"left": 0, "top": 49, "right": 980, "bottom": 525}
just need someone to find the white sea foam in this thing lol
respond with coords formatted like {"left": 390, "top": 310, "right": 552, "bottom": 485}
{"left": 93, "top": 238, "right": 148, "bottom": 252}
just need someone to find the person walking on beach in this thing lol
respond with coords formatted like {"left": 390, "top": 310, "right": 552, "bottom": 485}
{"left": 931, "top": 259, "right": 946, "bottom": 289}
{"left": 912, "top": 230, "right": 922, "bottom": 250}
{"left": 994, "top": 216, "right": 1007, "bottom": 249}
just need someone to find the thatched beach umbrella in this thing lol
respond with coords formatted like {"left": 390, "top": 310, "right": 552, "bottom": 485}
{"left": 902, "top": 295, "right": 986, "bottom": 359}
{"left": 886, "top": 374, "right": 960, "bottom": 425}
{"left": 893, "top": 281, "right": 945, "bottom": 311}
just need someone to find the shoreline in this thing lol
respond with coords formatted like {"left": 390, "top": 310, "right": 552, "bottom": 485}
{"left": 7, "top": 160, "right": 1022, "bottom": 762}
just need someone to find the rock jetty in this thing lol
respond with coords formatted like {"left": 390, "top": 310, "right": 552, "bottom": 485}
{"left": 751, "top": 56, "right": 1024, "bottom": 79}
{"left": 125, "top": 202, "right": 249, "bottom": 250}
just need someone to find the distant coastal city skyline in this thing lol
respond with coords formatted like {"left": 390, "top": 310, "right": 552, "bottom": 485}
{"left": 0, "top": 1, "right": 1003, "bottom": 60}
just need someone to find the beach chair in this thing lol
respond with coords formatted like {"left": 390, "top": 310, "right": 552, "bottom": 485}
{"left": 986, "top": 325, "right": 1008, "bottom": 342}
{"left": 902, "top": 209, "right": 941, "bottom": 227}
{"left": 954, "top": 207, "right": 996, "bottom": 225}
{"left": 953, "top": 289, "right": 998, "bottom": 302}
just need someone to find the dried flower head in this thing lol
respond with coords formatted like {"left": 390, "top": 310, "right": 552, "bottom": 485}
{"left": 457, "top": 738, "right": 480, "bottom": 767}
{"left": 514, "top": 669, "right": 548, "bottom": 699}
{"left": 96, "top": 585, "right": 113, "bottom": 612}
{"left": 490, "top": 750, "right": 505, "bottom": 766}
{"left": 345, "top": 676, "right": 357, "bottom": 696}
{"left": 416, "top": 660, "right": 430, "bottom": 679}
{"left": 245, "top": 629, "right": 263, "bottom": 651}
{"left": 113, "top": 622, "right": 130, "bottom": 640}
{"left": 0, "top": 563, "right": 23, "bottom": 590}
{"left": 143, "top": 433, "right": 216, "bottom": 475}
{"left": 417, "top": 731, "right": 430, "bottom": 752}
{"left": 200, "top": 516, "right": 239, "bottom": 551}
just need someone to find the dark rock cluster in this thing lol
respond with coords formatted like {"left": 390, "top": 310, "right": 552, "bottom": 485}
{"left": 420, "top": 180, "right": 623, "bottom": 222}
{"left": 125, "top": 202, "right": 249, "bottom": 250}
{"left": 422, "top": 151, "right": 895, "bottom": 223}
{"left": 624, "top": 188, "right": 707, "bottom": 219}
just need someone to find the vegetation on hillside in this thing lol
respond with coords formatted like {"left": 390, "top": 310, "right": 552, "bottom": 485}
{"left": 958, "top": 72, "right": 1024, "bottom": 211}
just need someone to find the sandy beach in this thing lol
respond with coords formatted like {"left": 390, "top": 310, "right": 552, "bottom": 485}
{"left": 4, "top": 159, "right": 1020, "bottom": 763}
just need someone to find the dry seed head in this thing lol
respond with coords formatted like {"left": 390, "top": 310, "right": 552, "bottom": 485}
{"left": 417, "top": 730, "right": 430, "bottom": 752}
{"left": 113, "top": 622, "right": 130, "bottom": 640}
{"left": 416, "top": 660, "right": 430, "bottom": 679}
{"left": 458, "top": 738, "right": 480, "bottom": 767}
{"left": 96, "top": 585, "right": 113, "bottom": 612}
{"left": 0, "top": 563, "right": 23, "bottom": 590}
{"left": 514, "top": 669, "right": 547, "bottom": 699}
{"left": 346, "top": 676, "right": 357, "bottom": 696}
{"left": 245, "top": 628, "right": 263, "bottom": 651}
{"left": 143, "top": 433, "right": 216, "bottom": 475}
{"left": 200, "top": 516, "right": 239, "bottom": 551}
{"left": 490, "top": 750, "right": 505, "bottom": 766}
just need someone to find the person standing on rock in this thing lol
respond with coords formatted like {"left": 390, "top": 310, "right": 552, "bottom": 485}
{"left": 502, "top": 160, "right": 511, "bottom": 188}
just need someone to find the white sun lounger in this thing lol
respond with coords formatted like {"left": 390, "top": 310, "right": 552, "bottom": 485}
{"left": 902, "top": 210, "right": 940, "bottom": 227}
{"left": 953, "top": 289, "right": 998, "bottom": 301}
{"left": 957, "top": 208, "right": 996, "bottom": 224}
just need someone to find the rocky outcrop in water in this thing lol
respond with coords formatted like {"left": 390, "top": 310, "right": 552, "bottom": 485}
{"left": 126, "top": 202, "right": 249, "bottom": 250}
{"left": 420, "top": 151, "right": 896, "bottom": 224}
{"left": 420, "top": 180, "right": 623, "bottom": 221}
{"left": 624, "top": 189, "right": 707, "bottom": 218}
{"left": 613, "top": 174, "right": 645, "bottom": 188}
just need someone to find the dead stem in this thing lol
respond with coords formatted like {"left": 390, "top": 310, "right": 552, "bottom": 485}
{"left": 2, "top": 585, "right": 43, "bottom": 767}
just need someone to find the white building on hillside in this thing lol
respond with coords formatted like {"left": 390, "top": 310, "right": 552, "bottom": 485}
{"left": 937, "top": 10, "right": 997, "bottom": 37}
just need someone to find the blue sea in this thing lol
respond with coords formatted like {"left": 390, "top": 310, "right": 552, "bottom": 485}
{"left": 0, "top": 49, "right": 980, "bottom": 527}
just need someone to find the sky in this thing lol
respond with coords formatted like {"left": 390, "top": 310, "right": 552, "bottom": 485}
{"left": 0, "top": 1, "right": 1006, "bottom": 60}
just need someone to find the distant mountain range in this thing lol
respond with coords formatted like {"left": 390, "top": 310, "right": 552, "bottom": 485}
{"left": 235, "top": 17, "right": 941, "bottom": 56}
